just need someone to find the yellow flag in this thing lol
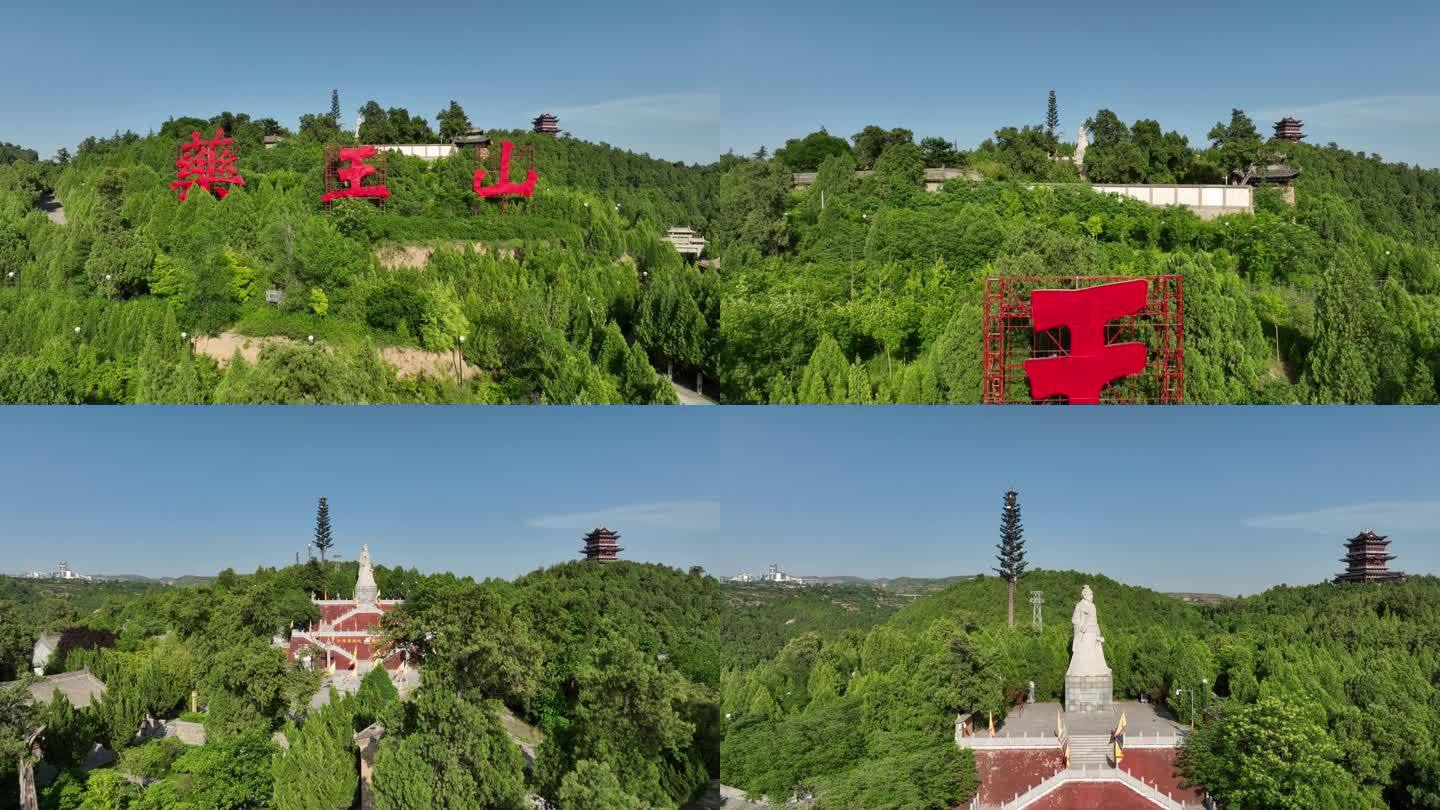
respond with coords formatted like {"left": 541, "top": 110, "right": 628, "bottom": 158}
{"left": 1115, "top": 710, "right": 1128, "bottom": 738}
{"left": 1113, "top": 739, "right": 1124, "bottom": 763}
{"left": 1056, "top": 711, "right": 1063, "bottom": 738}
{"left": 988, "top": 711, "right": 995, "bottom": 737}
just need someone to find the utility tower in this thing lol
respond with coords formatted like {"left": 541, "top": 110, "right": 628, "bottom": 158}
{"left": 1030, "top": 591, "right": 1044, "bottom": 632}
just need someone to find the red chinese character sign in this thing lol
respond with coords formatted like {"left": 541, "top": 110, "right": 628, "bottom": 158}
{"left": 474, "top": 140, "right": 537, "bottom": 199}
{"left": 323, "top": 145, "right": 389, "bottom": 206}
{"left": 982, "top": 276, "right": 1184, "bottom": 404}
{"left": 171, "top": 129, "right": 245, "bottom": 201}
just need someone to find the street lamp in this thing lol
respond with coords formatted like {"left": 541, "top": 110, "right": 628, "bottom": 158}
{"left": 307, "top": 335, "right": 315, "bottom": 345}
{"left": 1174, "top": 682, "right": 1208, "bottom": 730}
{"left": 455, "top": 335, "right": 466, "bottom": 383}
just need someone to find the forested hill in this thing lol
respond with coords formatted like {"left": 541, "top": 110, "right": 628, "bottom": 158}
{"left": 0, "top": 111, "right": 719, "bottom": 404}
{"left": 718, "top": 110, "right": 1440, "bottom": 405}
{"left": 1, "top": 558, "right": 723, "bottom": 809}
{"left": 721, "top": 569, "right": 1440, "bottom": 808}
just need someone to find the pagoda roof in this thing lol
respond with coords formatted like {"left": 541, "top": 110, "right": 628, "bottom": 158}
{"left": 1347, "top": 530, "right": 1389, "bottom": 543}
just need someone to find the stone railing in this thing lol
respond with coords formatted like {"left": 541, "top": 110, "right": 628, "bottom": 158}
{"left": 955, "top": 731, "right": 1064, "bottom": 749}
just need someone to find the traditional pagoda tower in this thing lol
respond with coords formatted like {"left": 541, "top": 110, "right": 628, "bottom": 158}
{"left": 1334, "top": 530, "right": 1407, "bottom": 584}
{"left": 532, "top": 113, "right": 560, "bottom": 136}
{"left": 1273, "top": 116, "right": 1305, "bottom": 143}
{"left": 581, "top": 527, "right": 623, "bottom": 562}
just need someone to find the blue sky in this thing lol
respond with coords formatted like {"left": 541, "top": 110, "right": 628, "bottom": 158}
{"left": 7, "top": 2, "right": 1435, "bottom": 168}
{"left": 717, "top": 0, "right": 1440, "bottom": 168}
{"left": 2, "top": 408, "right": 1437, "bottom": 595}
{"left": 0, "top": 1, "right": 719, "bottom": 164}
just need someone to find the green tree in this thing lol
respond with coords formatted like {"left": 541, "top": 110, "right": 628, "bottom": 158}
{"left": 556, "top": 759, "right": 651, "bottom": 810}
{"left": 1207, "top": 108, "right": 1263, "bottom": 181}
{"left": 0, "top": 681, "right": 39, "bottom": 781}
{"left": 313, "top": 497, "right": 334, "bottom": 566}
{"left": 371, "top": 687, "right": 527, "bottom": 810}
{"left": 1178, "top": 696, "right": 1368, "bottom": 810}
{"left": 272, "top": 698, "right": 358, "bottom": 810}
{"left": 994, "top": 490, "right": 1027, "bottom": 627}
{"left": 435, "top": 100, "right": 473, "bottom": 142}
{"left": 1045, "top": 90, "right": 1060, "bottom": 155}
{"left": 775, "top": 130, "right": 852, "bottom": 172}
{"left": 1303, "top": 252, "right": 1382, "bottom": 403}
{"left": 797, "top": 335, "right": 848, "bottom": 403}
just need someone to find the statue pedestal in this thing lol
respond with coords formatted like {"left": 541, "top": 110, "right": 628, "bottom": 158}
{"left": 1065, "top": 673, "right": 1113, "bottom": 713}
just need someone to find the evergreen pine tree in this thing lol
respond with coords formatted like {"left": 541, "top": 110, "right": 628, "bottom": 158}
{"left": 329, "top": 90, "right": 342, "bottom": 130}
{"left": 1046, "top": 90, "right": 1060, "bottom": 156}
{"left": 994, "top": 489, "right": 1028, "bottom": 627}
{"left": 314, "top": 496, "right": 334, "bottom": 565}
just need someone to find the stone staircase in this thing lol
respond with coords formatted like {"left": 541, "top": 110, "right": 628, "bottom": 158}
{"left": 997, "top": 765, "right": 1191, "bottom": 809}
{"left": 1067, "top": 734, "right": 1111, "bottom": 768}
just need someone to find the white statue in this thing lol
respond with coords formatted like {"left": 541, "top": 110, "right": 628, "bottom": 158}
{"left": 355, "top": 544, "right": 379, "bottom": 606}
{"left": 1074, "top": 124, "right": 1089, "bottom": 168}
{"left": 1066, "top": 585, "right": 1110, "bottom": 677}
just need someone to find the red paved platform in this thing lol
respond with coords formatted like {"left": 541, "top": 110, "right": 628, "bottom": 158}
{"left": 973, "top": 749, "right": 1065, "bottom": 805}
{"left": 1121, "top": 748, "right": 1204, "bottom": 805}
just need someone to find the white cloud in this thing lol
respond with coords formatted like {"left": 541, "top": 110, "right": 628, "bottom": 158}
{"left": 526, "top": 500, "right": 720, "bottom": 531}
{"left": 552, "top": 93, "right": 720, "bottom": 128}
{"left": 1242, "top": 500, "right": 1440, "bottom": 533}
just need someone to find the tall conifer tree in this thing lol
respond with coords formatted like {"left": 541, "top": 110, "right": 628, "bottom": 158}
{"left": 314, "top": 496, "right": 334, "bottom": 564}
{"left": 995, "top": 489, "right": 1028, "bottom": 627}
{"left": 329, "top": 90, "right": 342, "bottom": 130}
{"left": 1046, "top": 91, "right": 1060, "bottom": 156}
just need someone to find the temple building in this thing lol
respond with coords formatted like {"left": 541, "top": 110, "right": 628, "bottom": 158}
{"left": 581, "top": 527, "right": 623, "bottom": 562}
{"left": 1334, "top": 530, "right": 1407, "bottom": 584}
{"left": 532, "top": 113, "right": 560, "bottom": 135}
{"left": 1273, "top": 116, "right": 1305, "bottom": 143}
{"left": 284, "top": 545, "right": 407, "bottom": 672}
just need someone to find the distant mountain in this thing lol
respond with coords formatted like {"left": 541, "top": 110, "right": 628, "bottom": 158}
{"left": 93, "top": 574, "right": 213, "bottom": 586}
{"left": 793, "top": 575, "right": 979, "bottom": 594}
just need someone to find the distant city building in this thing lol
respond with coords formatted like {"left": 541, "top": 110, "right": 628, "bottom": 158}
{"left": 581, "top": 528, "right": 624, "bottom": 563}
{"left": 532, "top": 113, "right": 560, "bottom": 136}
{"left": 729, "top": 573, "right": 755, "bottom": 583}
{"left": 283, "top": 545, "right": 407, "bottom": 673}
{"left": 1273, "top": 116, "right": 1305, "bottom": 143}
{"left": 1335, "top": 530, "right": 1406, "bottom": 584}
{"left": 25, "top": 561, "right": 93, "bottom": 581}
{"left": 764, "top": 563, "right": 804, "bottom": 584}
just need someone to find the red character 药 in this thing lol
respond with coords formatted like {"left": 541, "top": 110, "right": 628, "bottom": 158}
{"left": 171, "top": 129, "right": 245, "bottom": 201}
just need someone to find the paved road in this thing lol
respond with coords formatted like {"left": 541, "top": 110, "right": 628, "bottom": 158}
{"left": 672, "top": 379, "right": 716, "bottom": 405}
{"left": 682, "top": 782, "right": 771, "bottom": 809}
{"left": 38, "top": 193, "right": 65, "bottom": 225}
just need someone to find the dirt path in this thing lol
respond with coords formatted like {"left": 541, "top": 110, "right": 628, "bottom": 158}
{"left": 38, "top": 193, "right": 65, "bottom": 225}
{"left": 193, "top": 331, "right": 480, "bottom": 380}
{"left": 375, "top": 241, "right": 519, "bottom": 269}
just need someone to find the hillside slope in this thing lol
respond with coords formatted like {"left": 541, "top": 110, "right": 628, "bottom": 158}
{"left": 0, "top": 114, "right": 718, "bottom": 403}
